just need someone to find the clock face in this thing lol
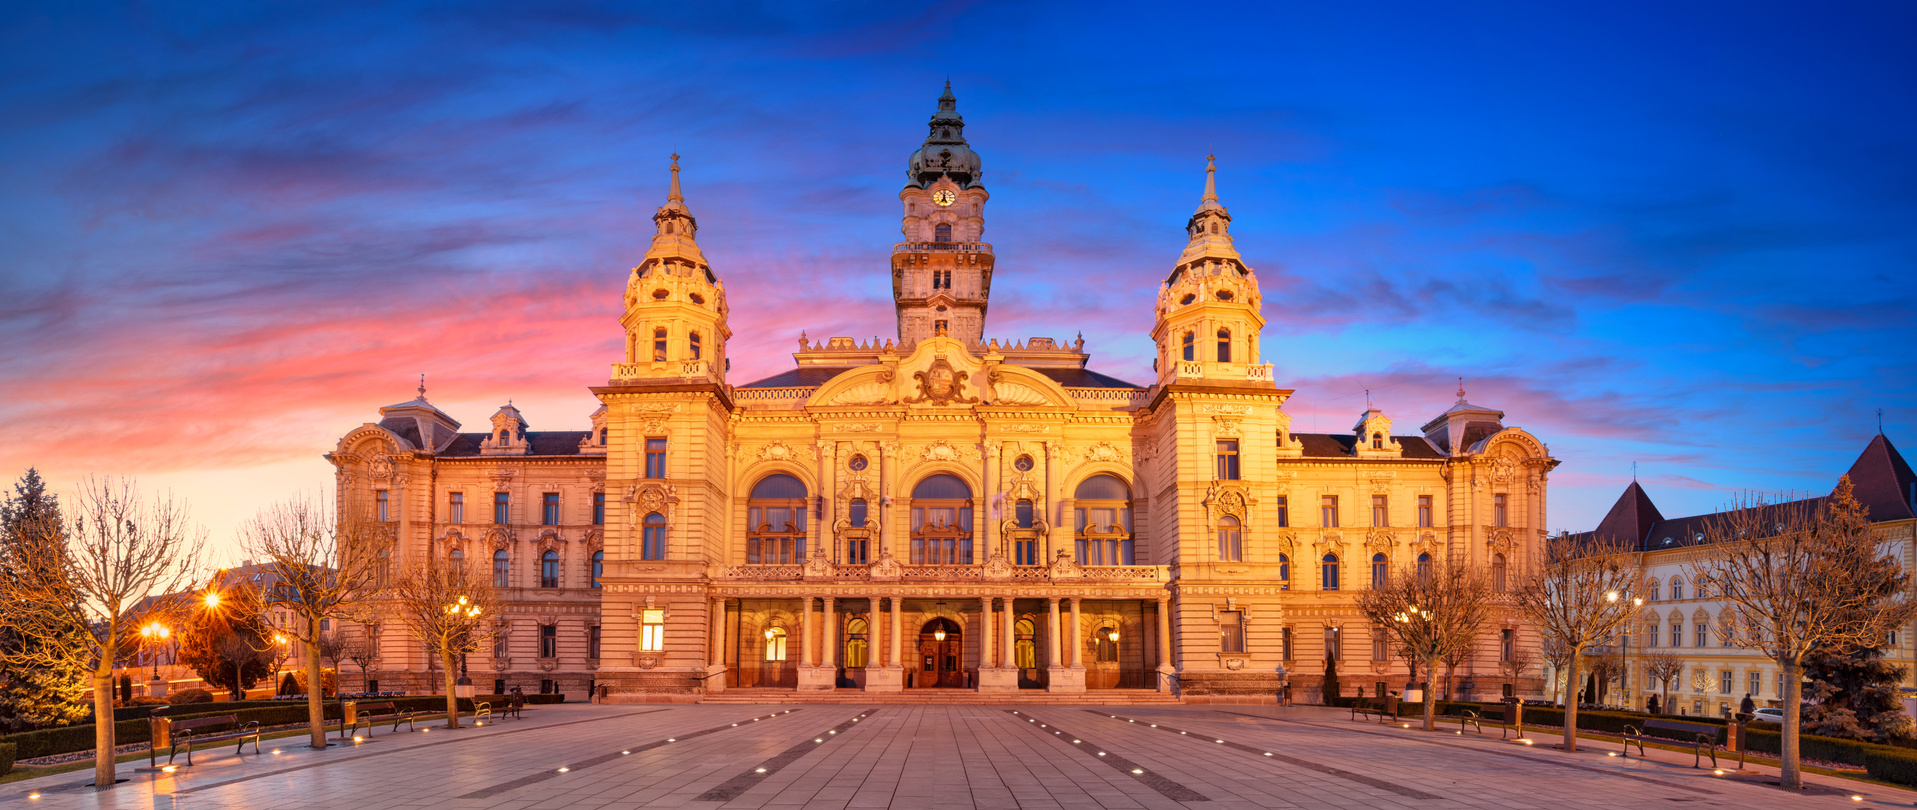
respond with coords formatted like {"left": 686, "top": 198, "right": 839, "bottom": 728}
{"left": 933, "top": 189, "right": 956, "bottom": 207}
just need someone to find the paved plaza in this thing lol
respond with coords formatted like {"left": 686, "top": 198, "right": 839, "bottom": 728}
{"left": 8, "top": 702, "right": 1911, "bottom": 809}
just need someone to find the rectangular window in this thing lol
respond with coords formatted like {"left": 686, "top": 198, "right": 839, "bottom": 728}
{"left": 493, "top": 552, "right": 509, "bottom": 588}
{"left": 1215, "top": 440, "right": 1240, "bottom": 480}
{"left": 1282, "top": 626, "right": 1293, "bottom": 661}
{"left": 1494, "top": 494, "right": 1508, "bottom": 527}
{"left": 1749, "top": 671, "right": 1761, "bottom": 698}
{"left": 645, "top": 438, "right": 668, "bottom": 479}
{"left": 1696, "top": 623, "right": 1707, "bottom": 648}
{"left": 1220, "top": 611, "right": 1244, "bottom": 654}
{"left": 1321, "top": 495, "right": 1339, "bottom": 528}
{"left": 492, "top": 627, "right": 508, "bottom": 659}
{"left": 448, "top": 492, "right": 463, "bottom": 524}
{"left": 589, "top": 625, "right": 602, "bottom": 660}
{"left": 640, "top": 609, "right": 664, "bottom": 652}
{"left": 1275, "top": 496, "right": 1288, "bottom": 528}
{"left": 376, "top": 490, "right": 390, "bottom": 522}
{"left": 543, "top": 492, "right": 560, "bottom": 526}
{"left": 494, "top": 492, "right": 510, "bottom": 525}
{"left": 1371, "top": 495, "right": 1388, "bottom": 527}
{"left": 593, "top": 493, "right": 605, "bottom": 526}
{"left": 1777, "top": 672, "right": 1784, "bottom": 698}
{"left": 1371, "top": 628, "right": 1388, "bottom": 662}
{"left": 853, "top": 499, "right": 871, "bottom": 528}
{"left": 1324, "top": 627, "right": 1342, "bottom": 662}
{"left": 1500, "top": 629, "right": 1514, "bottom": 662}
{"left": 1647, "top": 624, "right": 1659, "bottom": 648}
{"left": 539, "top": 624, "right": 557, "bottom": 659}
{"left": 1720, "top": 670, "right": 1732, "bottom": 694}
{"left": 1417, "top": 495, "right": 1432, "bottom": 528}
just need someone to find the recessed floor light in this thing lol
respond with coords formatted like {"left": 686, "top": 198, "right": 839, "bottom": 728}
{"left": 622, "top": 751, "right": 630, "bottom": 755}
{"left": 755, "top": 768, "right": 767, "bottom": 773}
{"left": 557, "top": 767, "right": 569, "bottom": 773}
{"left": 1097, "top": 752, "right": 1106, "bottom": 756}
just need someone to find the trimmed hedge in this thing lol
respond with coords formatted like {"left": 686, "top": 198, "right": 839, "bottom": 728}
{"left": 0, "top": 694, "right": 471, "bottom": 761}
{"left": 474, "top": 693, "right": 565, "bottom": 705}
{"left": 0, "top": 741, "right": 14, "bottom": 776}
{"left": 1866, "top": 748, "right": 1917, "bottom": 786}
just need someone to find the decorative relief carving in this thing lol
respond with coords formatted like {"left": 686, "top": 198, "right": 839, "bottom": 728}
{"left": 829, "top": 378, "right": 893, "bottom": 406}
{"left": 489, "top": 468, "right": 517, "bottom": 490}
{"left": 368, "top": 455, "right": 394, "bottom": 480}
{"left": 756, "top": 441, "right": 808, "bottom": 463}
{"left": 1001, "top": 424, "right": 1049, "bottom": 433}
{"left": 1364, "top": 528, "right": 1396, "bottom": 555}
{"left": 1213, "top": 418, "right": 1241, "bottom": 437}
{"left": 902, "top": 356, "right": 977, "bottom": 406}
{"left": 1490, "top": 456, "right": 1518, "bottom": 485}
{"left": 835, "top": 423, "right": 884, "bottom": 432}
{"left": 627, "top": 403, "right": 681, "bottom": 414}
{"left": 642, "top": 417, "right": 669, "bottom": 433}
{"left": 917, "top": 440, "right": 975, "bottom": 464}
{"left": 989, "top": 376, "right": 1049, "bottom": 406}
{"left": 1486, "top": 528, "right": 1515, "bottom": 556}
{"left": 1202, "top": 404, "right": 1254, "bottom": 415}
{"left": 1081, "top": 441, "right": 1127, "bottom": 465}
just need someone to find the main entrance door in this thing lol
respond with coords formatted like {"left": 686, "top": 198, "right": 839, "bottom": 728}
{"left": 917, "top": 618, "right": 964, "bottom": 688}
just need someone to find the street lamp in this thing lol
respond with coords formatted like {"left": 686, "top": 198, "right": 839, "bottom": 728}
{"left": 203, "top": 590, "right": 221, "bottom": 609}
{"left": 140, "top": 622, "right": 170, "bottom": 680}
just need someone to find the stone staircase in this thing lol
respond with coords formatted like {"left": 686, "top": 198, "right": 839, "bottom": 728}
{"left": 699, "top": 688, "right": 1183, "bottom": 705}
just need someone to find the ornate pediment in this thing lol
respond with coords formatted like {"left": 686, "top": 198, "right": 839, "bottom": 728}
{"left": 369, "top": 455, "right": 395, "bottom": 480}
{"left": 1486, "top": 528, "right": 1516, "bottom": 556}
{"left": 917, "top": 440, "right": 977, "bottom": 464}
{"left": 828, "top": 371, "right": 896, "bottom": 406}
{"left": 903, "top": 355, "right": 979, "bottom": 405}
{"left": 755, "top": 441, "right": 810, "bottom": 464}
{"left": 1204, "top": 481, "right": 1251, "bottom": 528}
{"left": 1364, "top": 528, "right": 1396, "bottom": 555}
{"left": 1049, "top": 550, "right": 1084, "bottom": 578}
{"left": 489, "top": 468, "right": 517, "bottom": 490}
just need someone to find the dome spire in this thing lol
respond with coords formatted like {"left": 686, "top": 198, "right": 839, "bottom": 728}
{"left": 667, "top": 152, "right": 683, "bottom": 204}
{"left": 1202, "top": 153, "right": 1219, "bottom": 204}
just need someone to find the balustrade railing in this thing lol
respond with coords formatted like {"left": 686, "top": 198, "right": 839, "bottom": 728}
{"left": 711, "top": 562, "right": 1168, "bottom": 582}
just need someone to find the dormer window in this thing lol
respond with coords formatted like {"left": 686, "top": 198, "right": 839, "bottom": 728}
{"left": 1372, "top": 432, "right": 1383, "bottom": 450}
{"left": 1181, "top": 331, "right": 1195, "bottom": 361}
{"left": 1216, "top": 329, "right": 1231, "bottom": 362}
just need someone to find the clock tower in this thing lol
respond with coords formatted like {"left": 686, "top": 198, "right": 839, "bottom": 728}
{"left": 893, "top": 82, "right": 994, "bottom": 347}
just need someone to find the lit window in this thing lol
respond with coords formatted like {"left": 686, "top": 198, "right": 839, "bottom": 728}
{"left": 645, "top": 438, "right": 667, "bottom": 479}
{"left": 763, "top": 627, "right": 787, "bottom": 661}
{"left": 1093, "top": 626, "right": 1118, "bottom": 662}
{"left": 1220, "top": 611, "right": 1245, "bottom": 654}
{"left": 1215, "top": 441, "right": 1239, "bottom": 480}
{"left": 640, "top": 609, "right": 664, "bottom": 652}
{"left": 845, "top": 617, "right": 869, "bottom": 667}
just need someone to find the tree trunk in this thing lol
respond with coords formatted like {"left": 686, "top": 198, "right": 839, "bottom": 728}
{"left": 91, "top": 668, "right": 115, "bottom": 788}
{"left": 441, "top": 649, "right": 460, "bottom": 729}
{"left": 1782, "top": 659, "right": 1802, "bottom": 789}
{"left": 1563, "top": 649, "right": 1582, "bottom": 751}
{"left": 1424, "top": 654, "right": 1439, "bottom": 730}
{"left": 305, "top": 615, "right": 328, "bottom": 748}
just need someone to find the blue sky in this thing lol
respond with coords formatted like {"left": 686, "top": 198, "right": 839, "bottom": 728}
{"left": 1, "top": 1, "right": 1911, "bottom": 559}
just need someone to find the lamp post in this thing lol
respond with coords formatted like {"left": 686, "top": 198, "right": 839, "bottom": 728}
{"left": 447, "top": 596, "right": 481, "bottom": 696}
{"left": 140, "top": 622, "right": 170, "bottom": 681}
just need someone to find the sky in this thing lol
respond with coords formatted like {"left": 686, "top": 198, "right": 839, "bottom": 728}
{"left": 2, "top": 1, "right": 1913, "bottom": 565}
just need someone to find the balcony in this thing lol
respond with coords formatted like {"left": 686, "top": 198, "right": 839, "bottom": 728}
{"left": 1168, "top": 361, "right": 1274, "bottom": 385}
{"left": 710, "top": 562, "right": 1169, "bottom": 584}
{"left": 893, "top": 241, "right": 993, "bottom": 253}
{"left": 611, "top": 359, "right": 719, "bottom": 383}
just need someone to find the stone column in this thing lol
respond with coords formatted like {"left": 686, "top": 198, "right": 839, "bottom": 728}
{"left": 1043, "top": 443, "right": 1060, "bottom": 560}
{"left": 1047, "top": 597, "right": 1062, "bottom": 667}
{"left": 867, "top": 595, "right": 903, "bottom": 693}
{"left": 870, "top": 596, "right": 884, "bottom": 666}
{"left": 1156, "top": 596, "right": 1175, "bottom": 693}
{"left": 1070, "top": 597, "right": 1084, "bottom": 669}
{"left": 800, "top": 597, "right": 815, "bottom": 667}
{"left": 822, "top": 596, "right": 837, "bottom": 671}
{"left": 1046, "top": 596, "right": 1081, "bottom": 692}
{"left": 879, "top": 442, "right": 898, "bottom": 558}
{"left": 983, "top": 444, "right": 999, "bottom": 560}
{"left": 818, "top": 443, "right": 836, "bottom": 561}
{"left": 710, "top": 598, "right": 727, "bottom": 668}
{"left": 979, "top": 596, "right": 993, "bottom": 668}
{"left": 1001, "top": 596, "right": 1017, "bottom": 669}
{"left": 978, "top": 594, "right": 1016, "bottom": 692}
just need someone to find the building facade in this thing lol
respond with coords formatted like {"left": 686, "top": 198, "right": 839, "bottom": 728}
{"left": 327, "top": 86, "right": 1556, "bottom": 702}
{"left": 1571, "top": 434, "right": 1917, "bottom": 717}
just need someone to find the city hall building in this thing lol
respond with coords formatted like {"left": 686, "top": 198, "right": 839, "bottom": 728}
{"left": 328, "top": 86, "right": 1557, "bottom": 703}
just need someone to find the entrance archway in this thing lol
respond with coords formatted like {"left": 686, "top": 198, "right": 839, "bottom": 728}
{"left": 916, "top": 618, "right": 964, "bottom": 688}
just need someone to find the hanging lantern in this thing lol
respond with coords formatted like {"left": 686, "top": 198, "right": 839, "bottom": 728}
{"left": 933, "top": 621, "right": 947, "bottom": 642}
{"left": 1106, "top": 627, "right": 1119, "bottom": 643}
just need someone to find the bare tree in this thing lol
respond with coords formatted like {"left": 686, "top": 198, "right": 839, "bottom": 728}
{"left": 1586, "top": 645, "right": 1626, "bottom": 707}
{"left": 1357, "top": 556, "right": 1494, "bottom": 730}
{"left": 1440, "top": 637, "right": 1476, "bottom": 701}
{"left": 237, "top": 496, "right": 384, "bottom": 749}
{"left": 1498, "top": 635, "right": 1535, "bottom": 697}
{"left": 0, "top": 478, "right": 205, "bottom": 788}
{"left": 337, "top": 633, "right": 377, "bottom": 693}
{"left": 1687, "top": 477, "right": 1917, "bottom": 788}
{"left": 1539, "top": 636, "right": 1572, "bottom": 704}
{"left": 388, "top": 552, "right": 498, "bottom": 728}
{"left": 1510, "top": 532, "right": 1643, "bottom": 751}
{"left": 1644, "top": 651, "right": 1684, "bottom": 714}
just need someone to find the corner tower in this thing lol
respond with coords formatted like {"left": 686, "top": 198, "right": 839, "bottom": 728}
{"left": 1151, "top": 156, "right": 1270, "bottom": 386}
{"left": 618, "top": 155, "right": 730, "bottom": 385}
{"left": 893, "top": 82, "right": 994, "bottom": 347}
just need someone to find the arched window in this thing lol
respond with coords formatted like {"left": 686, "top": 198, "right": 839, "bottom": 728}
{"left": 1670, "top": 577, "right": 1684, "bottom": 600}
{"left": 1371, "top": 553, "right": 1387, "bottom": 589}
{"left": 642, "top": 512, "right": 667, "bottom": 561}
{"left": 1093, "top": 626, "right": 1119, "bottom": 663}
{"left": 1216, "top": 329, "right": 1231, "bottom": 362}
{"left": 935, "top": 223, "right": 951, "bottom": 243}
{"left": 1416, "top": 552, "right": 1432, "bottom": 582}
{"left": 763, "top": 626, "right": 786, "bottom": 662}
{"left": 1648, "top": 579, "right": 1661, "bottom": 601}
{"left": 1322, "top": 553, "right": 1340, "bottom": 591}
{"left": 747, "top": 474, "right": 807, "bottom": 565}
{"left": 1014, "top": 618, "right": 1037, "bottom": 669}
{"left": 1216, "top": 515, "right": 1242, "bottom": 562}
{"left": 652, "top": 328, "right": 668, "bottom": 362}
{"left": 844, "top": 617, "right": 869, "bottom": 667}
{"left": 1492, "top": 553, "right": 1507, "bottom": 592}
{"left": 493, "top": 549, "right": 509, "bottom": 588}
{"left": 1372, "top": 432, "right": 1383, "bottom": 450}
{"left": 1181, "top": 331, "right": 1195, "bottom": 361}
{"left": 689, "top": 332, "right": 702, "bottom": 360}
{"left": 911, "top": 474, "right": 973, "bottom": 565}
{"left": 375, "top": 548, "right": 390, "bottom": 587}
{"left": 591, "top": 550, "right": 604, "bottom": 588}
{"left": 1074, "top": 474, "right": 1134, "bottom": 566}
{"left": 449, "top": 548, "right": 464, "bottom": 573}
{"left": 1279, "top": 554, "right": 1291, "bottom": 590}
{"left": 540, "top": 550, "right": 559, "bottom": 588}
{"left": 1210, "top": 222, "right": 1219, "bottom": 235}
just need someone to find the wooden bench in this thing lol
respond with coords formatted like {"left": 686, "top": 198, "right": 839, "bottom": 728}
{"left": 501, "top": 692, "right": 526, "bottom": 719}
{"left": 1443, "top": 705, "right": 1484, "bottom": 734}
{"left": 343, "top": 701, "right": 439, "bottom": 737}
{"left": 1620, "top": 718, "right": 1739, "bottom": 769}
{"left": 1349, "top": 696, "right": 1394, "bottom": 724}
{"left": 167, "top": 714, "right": 261, "bottom": 766}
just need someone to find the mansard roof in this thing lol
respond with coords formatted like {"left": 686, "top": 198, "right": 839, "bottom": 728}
{"left": 1294, "top": 433, "right": 1444, "bottom": 460}
{"left": 738, "top": 367, "right": 859, "bottom": 388}
{"left": 438, "top": 431, "right": 593, "bottom": 458}
{"left": 1031, "top": 367, "right": 1142, "bottom": 389}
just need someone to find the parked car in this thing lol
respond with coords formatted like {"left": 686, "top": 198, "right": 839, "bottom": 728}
{"left": 1752, "top": 707, "right": 1785, "bottom": 723}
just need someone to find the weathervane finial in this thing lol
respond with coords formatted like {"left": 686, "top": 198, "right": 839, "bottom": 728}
{"left": 418, "top": 374, "right": 427, "bottom": 401}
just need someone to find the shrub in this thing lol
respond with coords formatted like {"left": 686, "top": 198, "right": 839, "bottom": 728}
{"left": 0, "top": 741, "right": 14, "bottom": 776}
{"left": 168, "top": 688, "right": 214, "bottom": 705}
{"left": 129, "top": 696, "right": 169, "bottom": 706}
{"left": 1865, "top": 748, "right": 1917, "bottom": 786}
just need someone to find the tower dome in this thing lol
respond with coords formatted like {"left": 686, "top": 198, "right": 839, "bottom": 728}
{"left": 907, "top": 82, "right": 983, "bottom": 189}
